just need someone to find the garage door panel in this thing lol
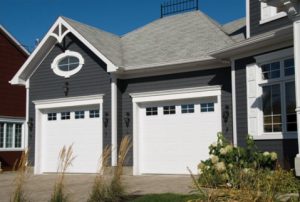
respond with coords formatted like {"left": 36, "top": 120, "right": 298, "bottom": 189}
{"left": 138, "top": 98, "right": 221, "bottom": 174}
{"left": 41, "top": 106, "right": 102, "bottom": 173}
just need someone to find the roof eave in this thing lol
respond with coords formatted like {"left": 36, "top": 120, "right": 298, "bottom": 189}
{"left": 211, "top": 25, "right": 293, "bottom": 59}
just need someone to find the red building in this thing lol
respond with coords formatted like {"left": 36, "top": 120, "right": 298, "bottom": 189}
{"left": 0, "top": 25, "right": 29, "bottom": 171}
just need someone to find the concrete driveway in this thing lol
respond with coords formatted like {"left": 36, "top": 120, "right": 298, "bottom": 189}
{"left": 0, "top": 172, "right": 193, "bottom": 202}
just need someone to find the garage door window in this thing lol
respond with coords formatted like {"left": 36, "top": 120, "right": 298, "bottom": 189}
{"left": 75, "top": 111, "right": 85, "bottom": 119}
{"left": 201, "top": 103, "right": 214, "bottom": 112}
{"left": 89, "top": 110, "right": 100, "bottom": 118}
{"left": 146, "top": 107, "right": 158, "bottom": 116}
{"left": 48, "top": 113, "right": 57, "bottom": 121}
{"left": 181, "top": 104, "right": 194, "bottom": 113}
{"left": 163, "top": 106, "right": 176, "bottom": 115}
{"left": 0, "top": 122, "right": 23, "bottom": 149}
{"left": 61, "top": 112, "right": 70, "bottom": 120}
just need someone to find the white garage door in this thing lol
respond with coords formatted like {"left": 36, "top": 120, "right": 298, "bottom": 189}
{"left": 138, "top": 97, "right": 221, "bottom": 174}
{"left": 40, "top": 105, "right": 102, "bottom": 173}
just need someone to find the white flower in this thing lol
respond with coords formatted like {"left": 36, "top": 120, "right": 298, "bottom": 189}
{"left": 198, "top": 168, "right": 203, "bottom": 174}
{"left": 210, "top": 155, "right": 219, "bottom": 164}
{"left": 263, "top": 151, "right": 270, "bottom": 157}
{"left": 220, "top": 148, "right": 227, "bottom": 155}
{"left": 215, "top": 162, "right": 226, "bottom": 173}
{"left": 211, "top": 142, "right": 217, "bottom": 148}
{"left": 242, "top": 168, "right": 251, "bottom": 174}
{"left": 198, "top": 162, "right": 205, "bottom": 170}
{"left": 228, "top": 163, "right": 233, "bottom": 169}
{"left": 270, "top": 152, "right": 277, "bottom": 161}
{"left": 225, "top": 145, "right": 233, "bottom": 153}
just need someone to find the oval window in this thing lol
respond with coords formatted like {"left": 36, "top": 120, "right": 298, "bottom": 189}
{"left": 51, "top": 50, "right": 84, "bottom": 78}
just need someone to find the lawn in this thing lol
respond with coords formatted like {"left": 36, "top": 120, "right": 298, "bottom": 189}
{"left": 126, "top": 193, "right": 198, "bottom": 202}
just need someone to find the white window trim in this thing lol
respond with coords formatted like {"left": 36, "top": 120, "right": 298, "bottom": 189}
{"left": 247, "top": 48, "right": 297, "bottom": 140}
{"left": 51, "top": 50, "right": 84, "bottom": 78}
{"left": 259, "top": 2, "right": 287, "bottom": 25}
{"left": 0, "top": 119, "right": 25, "bottom": 151}
{"left": 130, "top": 85, "right": 222, "bottom": 175}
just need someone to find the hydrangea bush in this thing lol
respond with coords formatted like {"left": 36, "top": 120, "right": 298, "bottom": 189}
{"left": 197, "top": 133, "right": 278, "bottom": 188}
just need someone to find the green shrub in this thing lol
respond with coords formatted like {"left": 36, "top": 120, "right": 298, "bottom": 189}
{"left": 197, "top": 133, "right": 278, "bottom": 188}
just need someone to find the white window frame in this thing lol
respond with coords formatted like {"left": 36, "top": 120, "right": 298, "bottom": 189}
{"left": 145, "top": 107, "right": 158, "bottom": 116}
{"left": 181, "top": 104, "right": 195, "bottom": 114}
{"left": 0, "top": 119, "right": 25, "bottom": 151}
{"left": 247, "top": 48, "right": 297, "bottom": 140}
{"left": 200, "top": 103, "right": 215, "bottom": 112}
{"left": 260, "top": 2, "right": 287, "bottom": 24}
{"left": 51, "top": 50, "right": 84, "bottom": 78}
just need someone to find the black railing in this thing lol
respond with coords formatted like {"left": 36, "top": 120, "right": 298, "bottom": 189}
{"left": 161, "top": 0, "right": 199, "bottom": 18}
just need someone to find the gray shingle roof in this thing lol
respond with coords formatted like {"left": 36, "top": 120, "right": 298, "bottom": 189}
{"left": 62, "top": 17, "right": 123, "bottom": 67}
{"left": 62, "top": 11, "right": 235, "bottom": 70}
{"left": 222, "top": 18, "right": 246, "bottom": 42}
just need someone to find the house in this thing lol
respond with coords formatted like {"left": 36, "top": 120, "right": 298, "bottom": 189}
{"left": 0, "top": 25, "right": 29, "bottom": 171}
{"left": 10, "top": 0, "right": 300, "bottom": 175}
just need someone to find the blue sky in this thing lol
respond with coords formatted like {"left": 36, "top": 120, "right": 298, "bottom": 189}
{"left": 0, "top": 0, "right": 245, "bottom": 52}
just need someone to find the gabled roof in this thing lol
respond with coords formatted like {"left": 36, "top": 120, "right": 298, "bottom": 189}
{"left": 11, "top": 10, "right": 236, "bottom": 85}
{"left": 0, "top": 25, "right": 30, "bottom": 56}
{"left": 121, "top": 11, "right": 234, "bottom": 69}
{"left": 62, "top": 17, "right": 123, "bottom": 67}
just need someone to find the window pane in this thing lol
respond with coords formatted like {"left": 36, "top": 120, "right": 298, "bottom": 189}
{"left": 6, "top": 123, "right": 13, "bottom": 148}
{"left": 163, "top": 106, "right": 176, "bottom": 115}
{"left": 285, "top": 82, "right": 297, "bottom": 131}
{"left": 48, "top": 113, "right": 57, "bottom": 121}
{"left": 146, "top": 107, "right": 158, "bottom": 116}
{"left": 262, "top": 84, "right": 282, "bottom": 132}
{"left": 261, "top": 62, "right": 280, "bottom": 80}
{"left": 58, "top": 56, "right": 80, "bottom": 71}
{"left": 181, "top": 104, "right": 194, "bottom": 114}
{"left": 90, "top": 110, "right": 100, "bottom": 118}
{"left": 15, "top": 124, "right": 22, "bottom": 148}
{"left": 75, "top": 111, "right": 85, "bottom": 119}
{"left": 0, "top": 123, "right": 4, "bottom": 148}
{"left": 284, "top": 58, "right": 295, "bottom": 76}
{"left": 61, "top": 112, "right": 70, "bottom": 120}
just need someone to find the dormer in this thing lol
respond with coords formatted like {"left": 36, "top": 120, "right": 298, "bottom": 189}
{"left": 246, "top": 0, "right": 292, "bottom": 38}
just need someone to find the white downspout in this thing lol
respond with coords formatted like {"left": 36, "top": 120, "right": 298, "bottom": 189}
{"left": 25, "top": 80, "right": 30, "bottom": 150}
{"left": 111, "top": 74, "right": 118, "bottom": 167}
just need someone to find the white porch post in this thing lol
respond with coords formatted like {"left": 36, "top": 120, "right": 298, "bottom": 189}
{"left": 293, "top": 17, "right": 300, "bottom": 176}
{"left": 111, "top": 74, "right": 118, "bottom": 167}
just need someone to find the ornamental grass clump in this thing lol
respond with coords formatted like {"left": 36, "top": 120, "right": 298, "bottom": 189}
{"left": 11, "top": 149, "right": 30, "bottom": 202}
{"left": 50, "top": 145, "right": 75, "bottom": 202}
{"left": 88, "top": 135, "right": 132, "bottom": 202}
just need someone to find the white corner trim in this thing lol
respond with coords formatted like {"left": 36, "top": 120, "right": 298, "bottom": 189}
{"left": 33, "top": 94, "right": 104, "bottom": 109}
{"left": 231, "top": 60, "right": 237, "bottom": 146}
{"left": 130, "top": 86, "right": 222, "bottom": 103}
{"left": 259, "top": 12, "right": 287, "bottom": 24}
{"left": 246, "top": 0, "right": 251, "bottom": 38}
{"left": 254, "top": 47, "right": 293, "bottom": 64}
{"left": 111, "top": 75, "right": 118, "bottom": 166}
{"left": 51, "top": 50, "right": 85, "bottom": 78}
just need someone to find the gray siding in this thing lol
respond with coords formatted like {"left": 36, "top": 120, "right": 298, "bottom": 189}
{"left": 28, "top": 34, "right": 111, "bottom": 164}
{"left": 250, "top": 0, "right": 292, "bottom": 36}
{"left": 235, "top": 49, "right": 298, "bottom": 168}
{"left": 119, "top": 67, "right": 233, "bottom": 166}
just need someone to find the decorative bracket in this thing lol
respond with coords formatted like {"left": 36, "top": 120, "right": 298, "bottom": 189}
{"left": 49, "top": 22, "right": 71, "bottom": 43}
{"left": 260, "top": 0, "right": 299, "bottom": 19}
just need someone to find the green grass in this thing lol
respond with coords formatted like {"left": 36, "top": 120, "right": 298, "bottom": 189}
{"left": 126, "top": 193, "right": 199, "bottom": 202}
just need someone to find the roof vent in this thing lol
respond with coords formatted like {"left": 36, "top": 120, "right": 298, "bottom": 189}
{"left": 161, "top": 0, "right": 199, "bottom": 18}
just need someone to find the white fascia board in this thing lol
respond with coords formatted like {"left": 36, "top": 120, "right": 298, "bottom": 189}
{"left": 33, "top": 94, "right": 104, "bottom": 109}
{"left": 246, "top": 0, "right": 251, "bottom": 38}
{"left": 130, "top": 86, "right": 222, "bottom": 103}
{"left": 61, "top": 19, "right": 118, "bottom": 72}
{"left": 10, "top": 18, "right": 62, "bottom": 86}
{"left": 0, "top": 25, "right": 30, "bottom": 56}
{"left": 10, "top": 17, "right": 118, "bottom": 86}
{"left": 0, "top": 117, "right": 25, "bottom": 123}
